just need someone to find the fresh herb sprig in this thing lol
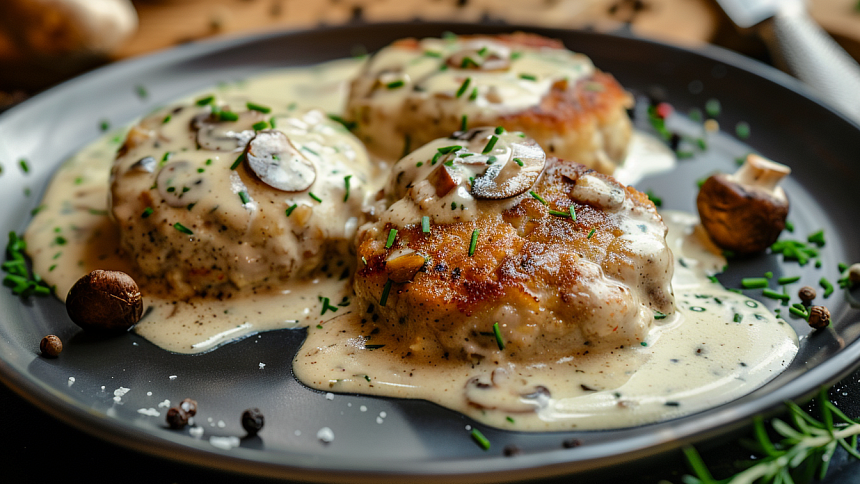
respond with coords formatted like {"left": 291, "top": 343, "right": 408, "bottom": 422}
{"left": 3, "top": 232, "right": 52, "bottom": 297}
{"left": 682, "top": 387, "right": 860, "bottom": 484}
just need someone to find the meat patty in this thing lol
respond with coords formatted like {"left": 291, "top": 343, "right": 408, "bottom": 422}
{"left": 346, "top": 33, "right": 633, "bottom": 174}
{"left": 110, "top": 101, "right": 373, "bottom": 298}
{"left": 354, "top": 128, "right": 674, "bottom": 362}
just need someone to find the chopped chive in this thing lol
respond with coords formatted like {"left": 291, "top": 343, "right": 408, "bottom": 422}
{"left": 492, "top": 322, "right": 505, "bottom": 350}
{"left": 807, "top": 230, "right": 825, "bottom": 246}
{"left": 173, "top": 223, "right": 193, "bottom": 235}
{"left": 764, "top": 271, "right": 773, "bottom": 279}
{"left": 319, "top": 296, "right": 339, "bottom": 315}
{"left": 252, "top": 121, "right": 268, "bottom": 131}
{"left": 477, "top": 47, "right": 488, "bottom": 56}
{"left": 548, "top": 209, "right": 570, "bottom": 217}
{"left": 470, "top": 429, "right": 490, "bottom": 451}
{"left": 238, "top": 191, "right": 250, "bottom": 204}
{"left": 587, "top": 228, "right": 596, "bottom": 239}
{"left": 736, "top": 121, "right": 751, "bottom": 139}
{"left": 519, "top": 73, "right": 537, "bottom": 81}
{"left": 218, "top": 110, "right": 239, "bottom": 122}
{"left": 741, "top": 277, "right": 769, "bottom": 289}
{"left": 820, "top": 278, "right": 834, "bottom": 298}
{"left": 529, "top": 191, "right": 547, "bottom": 205}
{"left": 645, "top": 190, "right": 662, "bottom": 207}
{"left": 459, "top": 153, "right": 474, "bottom": 158}
{"left": 386, "top": 80, "right": 405, "bottom": 89}
{"left": 416, "top": 161, "right": 423, "bottom": 167}
{"left": 569, "top": 205, "right": 577, "bottom": 221}
{"left": 269, "top": 116, "right": 277, "bottom": 128}
{"left": 135, "top": 85, "right": 148, "bottom": 99}
{"left": 733, "top": 313, "right": 743, "bottom": 323}
{"left": 443, "top": 160, "right": 454, "bottom": 167}
{"left": 696, "top": 138, "right": 707, "bottom": 151}
{"left": 777, "top": 275, "right": 800, "bottom": 285}
{"left": 460, "top": 114, "right": 468, "bottom": 132}
{"left": 162, "top": 115, "right": 172, "bottom": 124}
{"left": 513, "top": 157, "right": 524, "bottom": 166}
{"left": 196, "top": 95, "right": 215, "bottom": 106}
{"left": 301, "top": 146, "right": 320, "bottom": 157}
{"left": 379, "top": 279, "right": 392, "bottom": 307}
{"left": 424, "top": 50, "right": 442, "bottom": 58}
{"left": 785, "top": 220, "right": 794, "bottom": 232}
{"left": 482, "top": 136, "right": 498, "bottom": 154}
{"left": 654, "top": 310, "right": 667, "bottom": 320}
{"left": 431, "top": 152, "right": 442, "bottom": 165}
{"left": 485, "top": 156, "right": 496, "bottom": 165}
{"left": 494, "top": 126, "right": 505, "bottom": 135}
{"left": 789, "top": 305, "right": 809, "bottom": 319}
{"left": 640, "top": 341, "right": 648, "bottom": 346}
{"left": 142, "top": 207, "right": 154, "bottom": 218}
{"left": 205, "top": 159, "right": 212, "bottom": 165}
{"left": 99, "top": 120, "right": 110, "bottom": 132}
{"left": 285, "top": 203, "right": 298, "bottom": 216}
{"left": 437, "top": 145, "right": 462, "bottom": 154}
{"left": 246, "top": 102, "right": 272, "bottom": 114}
{"left": 469, "top": 87, "right": 478, "bottom": 101}
{"left": 460, "top": 57, "right": 478, "bottom": 68}
{"left": 511, "top": 51, "right": 522, "bottom": 60}
{"left": 456, "top": 77, "right": 472, "bottom": 98}
{"left": 385, "top": 229, "right": 398, "bottom": 249}
{"left": 309, "top": 192, "right": 322, "bottom": 203}
{"left": 19, "top": 159, "right": 29, "bottom": 174}
{"left": 469, "top": 229, "right": 479, "bottom": 256}
{"left": 230, "top": 153, "right": 244, "bottom": 170}
{"left": 506, "top": 416, "right": 515, "bottom": 424}
{"left": 343, "top": 175, "right": 352, "bottom": 202}
{"left": 422, "top": 216, "right": 430, "bottom": 233}
{"left": 762, "top": 288, "right": 789, "bottom": 300}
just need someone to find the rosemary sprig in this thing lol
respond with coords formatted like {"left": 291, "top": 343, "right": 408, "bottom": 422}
{"left": 682, "top": 387, "right": 860, "bottom": 484}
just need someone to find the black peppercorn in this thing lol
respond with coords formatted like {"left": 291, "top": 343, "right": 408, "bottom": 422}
{"left": 808, "top": 305, "right": 831, "bottom": 330}
{"left": 503, "top": 444, "right": 522, "bottom": 457}
{"left": 180, "top": 398, "right": 198, "bottom": 416}
{"left": 40, "top": 335, "right": 62, "bottom": 357}
{"left": 166, "top": 407, "right": 189, "bottom": 429}
{"left": 242, "top": 408, "right": 265, "bottom": 435}
{"left": 798, "top": 286, "right": 816, "bottom": 303}
{"left": 562, "top": 438, "right": 582, "bottom": 449}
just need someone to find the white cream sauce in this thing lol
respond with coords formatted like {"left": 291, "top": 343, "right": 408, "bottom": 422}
{"left": 24, "top": 57, "right": 796, "bottom": 430}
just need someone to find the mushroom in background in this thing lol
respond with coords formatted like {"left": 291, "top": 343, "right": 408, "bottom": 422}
{"left": 0, "top": 0, "right": 137, "bottom": 60}
{"left": 696, "top": 153, "right": 790, "bottom": 254}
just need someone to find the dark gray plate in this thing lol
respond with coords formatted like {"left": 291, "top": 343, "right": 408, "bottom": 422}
{"left": 1, "top": 22, "right": 859, "bottom": 483}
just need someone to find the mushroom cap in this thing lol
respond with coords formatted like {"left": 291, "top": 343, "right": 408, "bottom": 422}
{"left": 696, "top": 173, "right": 789, "bottom": 254}
{"left": 66, "top": 270, "right": 143, "bottom": 333}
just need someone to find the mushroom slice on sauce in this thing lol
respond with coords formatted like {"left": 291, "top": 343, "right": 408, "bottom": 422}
{"left": 471, "top": 137, "right": 546, "bottom": 200}
{"left": 245, "top": 130, "right": 316, "bottom": 192}
{"left": 696, "top": 153, "right": 791, "bottom": 254}
{"left": 191, "top": 111, "right": 260, "bottom": 152}
{"left": 156, "top": 161, "right": 208, "bottom": 208}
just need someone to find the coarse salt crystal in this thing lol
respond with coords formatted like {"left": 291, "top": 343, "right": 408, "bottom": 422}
{"left": 259, "top": 362, "right": 266, "bottom": 369}
{"left": 325, "top": 392, "right": 334, "bottom": 401}
{"left": 210, "top": 436, "right": 240, "bottom": 450}
{"left": 317, "top": 427, "right": 334, "bottom": 443}
{"left": 158, "top": 399, "right": 171, "bottom": 408}
{"left": 67, "top": 377, "right": 75, "bottom": 387}
{"left": 169, "top": 375, "right": 177, "bottom": 380}
{"left": 137, "top": 408, "right": 159, "bottom": 417}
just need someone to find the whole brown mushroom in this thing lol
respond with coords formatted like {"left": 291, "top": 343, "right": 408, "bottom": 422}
{"left": 66, "top": 270, "right": 143, "bottom": 333}
{"left": 696, "top": 154, "right": 790, "bottom": 254}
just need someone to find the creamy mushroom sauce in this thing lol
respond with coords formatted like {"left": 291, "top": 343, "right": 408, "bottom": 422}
{"left": 23, "top": 57, "right": 797, "bottom": 430}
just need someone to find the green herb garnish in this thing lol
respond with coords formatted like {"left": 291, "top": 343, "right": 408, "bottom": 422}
{"left": 529, "top": 191, "right": 547, "bottom": 205}
{"left": 246, "top": 102, "right": 272, "bottom": 113}
{"left": 238, "top": 191, "right": 250, "bottom": 204}
{"left": 379, "top": 279, "right": 392, "bottom": 307}
{"left": 807, "top": 230, "right": 826, "bottom": 247}
{"left": 196, "top": 95, "right": 215, "bottom": 106}
{"left": 741, "top": 277, "right": 769, "bottom": 289}
{"left": 469, "top": 229, "right": 479, "bottom": 256}
{"left": 386, "top": 80, "right": 405, "bottom": 89}
{"left": 319, "top": 296, "right": 339, "bottom": 315}
{"left": 482, "top": 135, "right": 498, "bottom": 154}
{"left": 437, "top": 145, "right": 462, "bottom": 154}
{"left": 309, "top": 192, "right": 322, "bottom": 203}
{"left": 587, "top": 228, "right": 596, "bottom": 239}
{"left": 519, "top": 73, "right": 537, "bottom": 81}
{"left": 470, "top": 429, "right": 491, "bottom": 451}
{"left": 456, "top": 77, "right": 472, "bottom": 98}
{"left": 385, "top": 229, "right": 397, "bottom": 249}
{"left": 422, "top": 216, "right": 430, "bottom": 234}
{"left": 230, "top": 153, "right": 244, "bottom": 170}
{"left": 820, "top": 277, "right": 834, "bottom": 298}
{"left": 777, "top": 275, "right": 800, "bottom": 285}
{"left": 762, "top": 288, "right": 789, "bottom": 300}
{"left": 173, "top": 223, "right": 193, "bottom": 235}
{"left": 492, "top": 322, "right": 505, "bottom": 350}
{"left": 285, "top": 203, "right": 297, "bottom": 217}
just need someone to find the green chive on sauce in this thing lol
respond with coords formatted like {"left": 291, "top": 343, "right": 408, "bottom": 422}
{"left": 173, "top": 223, "right": 193, "bottom": 235}
{"left": 162, "top": 115, "right": 172, "bottom": 124}
{"left": 513, "top": 158, "right": 524, "bottom": 167}
{"left": 230, "top": 153, "right": 244, "bottom": 170}
{"left": 386, "top": 80, "right": 405, "bottom": 89}
{"left": 460, "top": 115, "right": 468, "bottom": 132}
{"left": 238, "top": 191, "right": 250, "bottom": 204}
{"left": 379, "top": 279, "right": 392, "bottom": 307}
{"left": 252, "top": 121, "right": 268, "bottom": 131}
{"left": 469, "top": 88, "right": 478, "bottom": 101}
{"left": 653, "top": 310, "right": 667, "bottom": 320}
{"left": 492, "top": 322, "right": 505, "bottom": 350}
{"left": 482, "top": 136, "right": 498, "bottom": 154}
{"left": 343, "top": 175, "right": 352, "bottom": 202}
{"left": 141, "top": 207, "right": 154, "bottom": 218}
{"left": 587, "top": 228, "right": 596, "bottom": 239}
{"left": 385, "top": 229, "right": 397, "bottom": 249}
{"left": 529, "top": 191, "right": 547, "bottom": 205}
{"left": 246, "top": 102, "right": 272, "bottom": 113}
{"left": 422, "top": 216, "right": 430, "bottom": 234}
{"left": 519, "top": 73, "right": 537, "bottom": 81}
{"left": 218, "top": 110, "right": 239, "bottom": 122}
{"left": 456, "top": 78, "right": 472, "bottom": 98}
{"left": 19, "top": 159, "right": 29, "bottom": 174}
{"left": 308, "top": 192, "right": 322, "bottom": 203}
{"left": 569, "top": 206, "right": 577, "bottom": 221}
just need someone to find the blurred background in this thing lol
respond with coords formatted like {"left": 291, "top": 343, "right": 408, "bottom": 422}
{"left": 0, "top": 0, "right": 859, "bottom": 112}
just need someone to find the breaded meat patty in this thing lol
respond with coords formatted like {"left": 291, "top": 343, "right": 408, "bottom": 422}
{"left": 355, "top": 127, "right": 674, "bottom": 362}
{"left": 346, "top": 33, "right": 633, "bottom": 174}
{"left": 110, "top": 101, "right": 373, "bottom": 298}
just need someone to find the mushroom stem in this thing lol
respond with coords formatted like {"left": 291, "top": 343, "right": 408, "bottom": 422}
{"left": 731, "top": 154, "right": 791, "bottom": 196}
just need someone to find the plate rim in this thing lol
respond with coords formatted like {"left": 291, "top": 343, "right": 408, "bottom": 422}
{"left": 1, "top": 21, "right": 859, "bottom": 482}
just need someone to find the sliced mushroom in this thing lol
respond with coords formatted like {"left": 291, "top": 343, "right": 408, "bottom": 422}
{"left": 471, "top": 137, "right": 546, "bottom": 199}
{"left": 570, "top": 174, "right": 626, "bottom": 210}
{"left": 191, "top": 110, "right": 261, "bottom": 151}
{"left": 156, "top": 161, "right": 208, "bottom": 208}
{"left": 386, "top": 249, "right": 426, "bottom": 283}
{"left": 245, "top": 130, "right": 316, "bottom": 192}
{"left": 465, "top": 369, "right": 551, "bottom": 413}
{"left": 697, "top": 153, "right": 790, "bottom": 254}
